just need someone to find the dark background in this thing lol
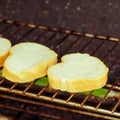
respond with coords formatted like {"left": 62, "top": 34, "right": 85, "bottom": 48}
{"left": 0, "top": 0, "right": 120, "bottom": 37}
{"left": 0, "top": 0, "right": 120, "bottom": 120}
{"left": 0, "top": 0, "right": 120, "bottom": 119}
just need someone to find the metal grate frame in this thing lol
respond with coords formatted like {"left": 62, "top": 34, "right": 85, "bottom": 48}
{"left": 0, "top": 18, "right": 120, "bottom": 120}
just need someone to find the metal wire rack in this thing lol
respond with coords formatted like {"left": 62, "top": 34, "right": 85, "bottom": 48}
{"left": 0, "top": 18, "right": 120, "bottom": 120}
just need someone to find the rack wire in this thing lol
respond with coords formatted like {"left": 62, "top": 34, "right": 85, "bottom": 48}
{"left": 0, "top": 18, "right": 120, "bottom": 120}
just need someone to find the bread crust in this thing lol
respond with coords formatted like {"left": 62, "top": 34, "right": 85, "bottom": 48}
{"left": 0, "top": 38, "right": 11, "bottom": 67}
{"left": 48, "top": 70, "right": 108, "bottom": 92}
{"left": 3, "top": 57, "right": 57, "bottom": 83}
{"left": 48, "top": 53, "right": 109, "bottom": 93}
{"left": 2, "top": 42, "right": 58, "bottom": 83}
{"left": 0, "top": 51, "right": 10, "bottom": 67}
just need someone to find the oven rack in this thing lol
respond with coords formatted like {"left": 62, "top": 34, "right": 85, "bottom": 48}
{"left": 0, "top": 18, "right": 120, "bottom": 120}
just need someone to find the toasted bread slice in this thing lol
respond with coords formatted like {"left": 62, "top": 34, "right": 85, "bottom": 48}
{"left": 3, "top": 42, "right": 58, "bottom": 83}
{"left": 47, "top": 53, "right": 109, "bottom": 92}
{"left": 0, "top": 38, "right": 11, "bottom": 67}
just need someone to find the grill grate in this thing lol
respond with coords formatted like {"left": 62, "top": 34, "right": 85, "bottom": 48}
{"left": 0, "top": 18, "right": 120, "bottom": 120}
